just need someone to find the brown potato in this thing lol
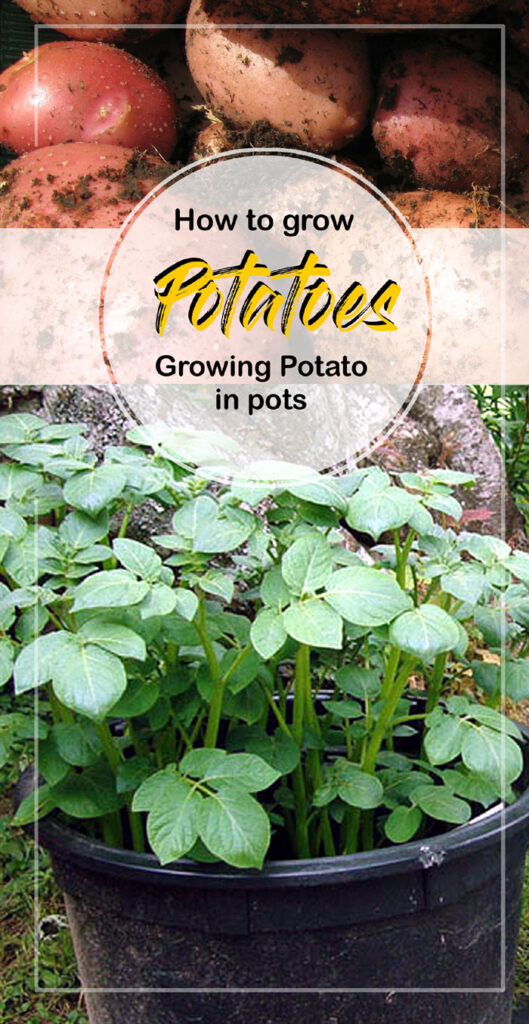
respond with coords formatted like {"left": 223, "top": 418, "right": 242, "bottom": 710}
{"left": 189, "top": 121, "right": 233, "bottom": 161}
{"left": 186, "top": 0, "right": 372, "bottom": 153}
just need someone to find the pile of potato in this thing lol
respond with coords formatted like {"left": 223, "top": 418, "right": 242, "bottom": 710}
{"left": 0, "top": 0, "right": 528, "bottom": 226}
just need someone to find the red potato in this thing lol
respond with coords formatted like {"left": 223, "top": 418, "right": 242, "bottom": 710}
{"left": 0, "top": 42, "right": 179, "bottom": 158}
{"left": 186, "top": 0, "right": 372, "bottom": 153}
{"left": 373, "top": 45, "right": 529, "bottom": 192}
{"left": 391, "top": 190, "right": 525, "bottom": 227}
{"left": 218, "top": 0, "right": 490, "bottom": 23}
{"left": 12, "top": 0, "right": 190, "bottom": 42}
{"left": 0, "top": 142, "right": 172, "bottom": 227}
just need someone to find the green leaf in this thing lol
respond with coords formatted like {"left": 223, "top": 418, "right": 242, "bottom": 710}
{"left": 14, "top": 633, "right": 75, "bottom": 694}
{"left": 346, "top": 482, "right": 416, "bottom": 540}
{"left": 229, "top": 726, "right": 300, "bottom": 774}
{"left": 53, "top": 722, "right": 102, "bottom": 767}
{"left": 287, "top": 477, "right": 347, "bottom": 511}
{"left": 13, "top": 784, "right": 56, "bottom": 825}
{"left": 508, "top": 552, "right": 529, "bottom": 584}
{"left": 51, "top": 764, "right": 120, "bottom": 818}
{"left": 334, "top": 665, "right": 382, "bottom": 700}
{"left": 145, "top": 774, "right": 201, "bottom": 865}
{"left": 470, "top": 660, "right": 500, "bottom": 697}
{"left": 260, "top": 566, "right": 291, "bottom": 610}
{"left": 194, "top": 514, "right": 254, "bottom": 554}
{"left": 38, "top": 734, "right": 69, "bottom": 786}
{"left": 64, "top": 466, "right": 126, "bottom": 514}
{"left": 462, "top": 726, "right": 522, "bottom": 787}
{"left": 52, "top": 643, "right": 126, "bottom": 721}
{"left": 324, "top": 567, "right": 411, "bottom": 626}
{"left": 412, "top": 784, "right": 471, "bottom": 824}
{"left": 0, "top": 412, "right": 43, "bottom": 443}
{"left": 78, "top": 619, "right": 146, "bottom": 661}
{"left": 441, "top": 565, "right": 486, "bottom": 605}
{"left": 197, "top": 572, "right": 233, "bottom": 604}
{"left": 0, "top": 463, "right": 42, "bottom": 500}
{"left": 424, "top": 715, "right": 468, "bottom": 764}
{"left": 282, "top": 599, "right": 342, "bottom": 649}
{"left": 172, "top": 495, "right": 217, "bottom": 539}
{"left": 505, "top": 660, "right": 529, "bottom": 702}
{"left": 281, "top": 535, "right": 332, "bottom": 596}
{"left": 137, "top": 582, "right": 177, "bottom": 619}
{"left": 116, "top": 757, "right": 154, "bottom": 794}
{"left": 198, "top": 783, "right": 270, "bottom": 869}
{"left": 250, "top": 608, "right": 287, "bottom": 659}
{"left": 113, "top": 538, "right": 162, "bottom": 581}
{"left": 109, "top": 677, "right": 159, "bottom": 718}
{"left": 333, "top": 761, "right": 384, "bottom": 809}
{"left": 423, "top": 493, "right": 463, "bottom": 520}
{"left": 0, "top": 638, "right": 14, "bottom": 687}
{"left": 3, "top": 528, "right": 52, "bottom": 586}
{"left": 441, "top": 768, "right": 499, "bottom": 808}
{"left": 325, "top": 699, "right": 363, "bottom": 720}
{"left": 181, "top": 748, "right": 280, "bottom": 791}
{"left": 389, "top": 605, "right": 460, "bottom": 660}
{"left": 0, "top": 507, "right": 27, "bottom": 542}
{"left": 173, "top": 588, "right": 199, "bottom": 621}
{"left": 229, "top": 681, "right": 266, "bottom": 725}
{"left": 466, "top": 704, "right": 522, "bottom": 740}
{"left": 459, "top": 533, "right": 511, "bottom": 565}
{"left": 59, "top": 510, "right": 110, "bottom": 550}
{"left": 72, "top": 570, "right": 149, "bottom": 612}
{"left": 385, "top": 805, "right": 423, "bottom": 843}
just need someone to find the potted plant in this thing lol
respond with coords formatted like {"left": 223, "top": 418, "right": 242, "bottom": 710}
{"left": 3, "top": 411, "right": 529, "bottom": 1024}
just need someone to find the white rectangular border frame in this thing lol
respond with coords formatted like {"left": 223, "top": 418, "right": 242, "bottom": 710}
{"left": 28, "top": 17, "right": 509, "bottom": 997}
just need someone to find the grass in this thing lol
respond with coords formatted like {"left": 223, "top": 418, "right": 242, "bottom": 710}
{"left": 515, "top": 860, "right": 529, "bottom": 1008}
{"left": 470, "top": 385, "right": 529, "bottom": 533}
{"left": 0, "top": 752, "right": 88, "bottom": 1024}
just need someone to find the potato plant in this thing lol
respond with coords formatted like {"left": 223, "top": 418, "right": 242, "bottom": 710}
{"left": 1, "top": 413, "right": 528, "bottom": 869}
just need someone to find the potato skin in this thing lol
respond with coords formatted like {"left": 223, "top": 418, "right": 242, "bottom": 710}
{"left": 222, "top": 0, "right": 490, "bottom": 23}
{"left": 392, "top": 190, "right": 524, "bottom": 228}
{"left": 0, "top": 143, "right": 172, "bottom": 227}
{"left": 186, "top": 0, "right": 372, "bottom": 152}
{"left": 12, "top": 0, "right": 190, "bottom": 42}
{"left": 0, "top": 42, "right": 179, "bottom": 158}
{"left": 373, "top": 45, "right": 529, "bottom": 191}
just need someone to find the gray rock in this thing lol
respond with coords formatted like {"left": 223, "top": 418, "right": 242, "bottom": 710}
{"left": 0, "top": 384, "right": 525, "bottom": 543}
{"left": 410, "top": 386, "right": 526, "bottom": 542}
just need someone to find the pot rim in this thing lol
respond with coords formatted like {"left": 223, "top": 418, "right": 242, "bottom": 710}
{"left": 36, "top": 774, "right": 529, "bottom": 890}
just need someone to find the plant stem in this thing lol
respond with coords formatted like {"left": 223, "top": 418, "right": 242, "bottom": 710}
{"left": 195, "top": 597, "right": 224, "bottom": 748}
{"left": 364, "top": 655, "right": 417, "bottom": 776}
{"left": 260, "top": 682, "right": 294, "bottom": 740}
{"left": 344, "top": 808, "right": 361, "bottom": 854}
{"left": 96, "top": 720, "right": 120, "bottom": 774}
{"left": 381, "top": 646, "right": 400, "bottom": 701}
{"left": 100, "top": 813, "right": 123, "bottom": 848}
{"left": 96, "top": 721, "right": 143, "bottom": 852}
{"left": 425, "top": 652, "right": 448, "bottom": 714}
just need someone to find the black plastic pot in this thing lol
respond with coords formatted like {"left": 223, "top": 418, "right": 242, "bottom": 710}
{"left": 36, "top": 766, "right": 529, "bottom": 1024}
